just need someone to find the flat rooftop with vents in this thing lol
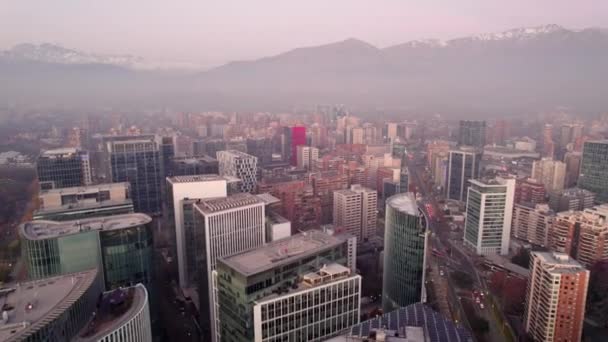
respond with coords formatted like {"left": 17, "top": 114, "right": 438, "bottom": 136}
{"left": 219, "top": 230, "right": 349, "bottom": 277}
{"left": 194, "top": 193, "right": 265, "bottom": 215}
{"left": 20, "top": 213, "right": 152, "bottom": 241}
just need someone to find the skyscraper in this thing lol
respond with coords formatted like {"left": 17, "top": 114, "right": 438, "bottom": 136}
{"left": 463, "top": 177, "right": 515, "bottom": 255}
{"left": 37, "top": 148, "right": 92, "bottom": 190}
{"left": 531, "top": 158, "right": 566, "bottom": 192}
{"left": 287, "top": 126, "right": 306, "bottom": 165}
{"left": 104, "top": 135, "right": 162, "bottom": 214}
{"left": 446, "top": 147, "right": 482, "bottom": 202}
{"left": 548, "top": 187, "right": 595, "bottom": 212}
{"left": 578, "top": 140, "right": 608, "bottom": 201}
{"left": 217, "top": 150, "right": 258, "bottom": 193}
{"left": 193, "top": 193, "right": 266, "bottom": 342}
{"left": 458, "top": 120, "right": 486, "bottom": 147}
{"left": 166, "top": 175, "right": 234, "bottom": 288}
{"left": 382, "top": 193, "right": 428, "bottom": 312}
{"left": 216, "top": 230, "right": 359, "bottom": 342}
{"left": 523, "top": 252, "right": 589, "bottom": 342}
{"left": 564, "top": 151, "right": 582, "bottom": 187}
{"left": 333, "top": 185, "right": 377, "bottom": 242}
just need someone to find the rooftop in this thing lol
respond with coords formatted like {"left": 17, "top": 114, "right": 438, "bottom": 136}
{"left": 194, "top": 193, "right": 264, "bottom": 215}
{"left": 75, "top": 284, "right": 148, "bottom": 341}
{"left": 39, "top": 182, "right": 129, "bottom": 197}
{"left": 556, "top": 187, "right": 595, "bottom": 197}
{"left": 220, "top": 230, "right": 348, "bottom": 277}
{"left": 333, "top": 303, "right": 473, "bottom": 342}
{"left": 20, "top": 213, "right": 152, "bottom": 241}
{"left": 217, "top": 150, "right": 256, "bottom": 159}
{"left": 40, "top": 148, "right": 80, "bottom": 157}
{"left": 266, "top": 210, "right": 290, "bottom": 224}
{"left": 534, "top": 252, "right": 587, "bottom": 274}
{"left": 387, "top": 193, "right": 419, "bottom": 216}
{"left": 34, "top": 199, "right": 134, "bottom": 218}
{"left": 167, "top": 174, "right": 240, "bottom": 184}
{"left": 256, "top": 193, "right": 281, "bottom": 206}
{"left": 0, "top": 269, "right": 99, "bottom": 341}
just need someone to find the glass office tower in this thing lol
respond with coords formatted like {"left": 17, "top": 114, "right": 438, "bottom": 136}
{"left": 578, "top": 140, "right": 608, "bottom": 202}
{"left": 382, "top": 193, "right": 428, "bottom": 312}
{"left": 20, "top": 213, "right": 154, "bottom": 290}
{"left": 37, "top": 148, "right": 92, "bottom": 190}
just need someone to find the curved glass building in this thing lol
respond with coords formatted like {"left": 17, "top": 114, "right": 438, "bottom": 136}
{"left": 382, "top": 193, "right": 428, "bottom": 312}
{"left": 20, "top": 213, "right": 154, "bottom": 290}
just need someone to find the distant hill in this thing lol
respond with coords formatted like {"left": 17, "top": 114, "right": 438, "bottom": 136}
{"left": 1, "top": 25, "right": 607, "bottom": 114}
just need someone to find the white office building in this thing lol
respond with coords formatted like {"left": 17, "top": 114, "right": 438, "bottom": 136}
{"left": 531, "top": 158, "right": 566, "bottom": 193}
{"left": 193, "top": 193, "right": 267, "bottom": 342}
{"left": 166, "top": 174, "right": 238, "bottom": 288}
{"left": 464, "top": 177, "right": 515, "bottom": 255}
{"left": 296, "top": 145, "right": 319, "bottom": 169}
{"left": 217, "top": 150, "right": 258, "bottom": 193}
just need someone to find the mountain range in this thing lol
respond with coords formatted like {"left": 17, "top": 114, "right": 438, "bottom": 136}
{"left": 1, "top": 24, "right": 607, "bottom": 114}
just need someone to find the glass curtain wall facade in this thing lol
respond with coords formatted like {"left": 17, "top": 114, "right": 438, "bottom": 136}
{"left": 382, "top": 194, "right": 428, "bottom": 312}
{"left": 37, "top": 152, "right": 87, "bottom": 189}
{"left": 578, "top": 140, "right": 608, "bottom": 202}
{"left": 107, "top": 137, "right": 162, "bottom": 214}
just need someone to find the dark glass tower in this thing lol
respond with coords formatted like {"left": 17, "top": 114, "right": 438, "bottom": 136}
{"left": 105, "top": 135, "right": 162, "bottom": 214}
{"left": 446, "top": 147, "right": 482, "bottom": 202}
{"left": 36, "top": 148, "right": 91, "bottom": 190}
{"left": 458, "top": 120, "right": 486, "bottom": 148}
{"left": 578, "top": 140, "right": 608, "bottom": 202}
{"left": 382, "top": 193, "right": 428, "bottom": 312}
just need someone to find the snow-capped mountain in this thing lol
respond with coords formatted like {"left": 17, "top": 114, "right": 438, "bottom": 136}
{"left": 468, "top": 24, "right": 566, "bottom": 41}
{"left": 0, "top": 43, "right": 145, "bottom": 68}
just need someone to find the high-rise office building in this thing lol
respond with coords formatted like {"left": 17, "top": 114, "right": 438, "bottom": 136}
{"left": 217, "top": 230, "right": 359, "bottom": 342}
{"left": 37, "top": 148, "right": 92, "bottom": 190}
{"left": 511, "top": 203, "right": 554, "bottom": 247}
{"left": 542, "top": 124, "right": 555, "bottom": 158}
{"left": 193, "top": 193, "right": 266, "bottom": 342}
{"left": 550, "top": 204, "right": 608, "bottom": 267}
{"left": 158, "top": 135, "right": 176, "bottom": 180}
{"left": 284, "top": 126, "right": 306, "bottom": 165}
{"left": 446, "top": 147, "right": 482, "bottom": 202}
{"left": 458, "top": 120, "right": 486, "bottom": 147}
{"left": 531, "top": 158, "right": 566, "bottom": 192}
{"left": 548, "top": 187, "right": 595, "bottom": 212}
{"left": 104, "top": 135, "right": 162, "bottom": 214}
{"left": 246, "top": 137, "right": 274, "bottom": 167}
{"left": 166, "top": 175, "right": 234, "bottom": 288}
{"left": 523, "top": 252, "right": 589, "bottom": 342}
{"left": 75, "top": 284, "right": 152, "bottom": 342}
{"left": 296, "top": 145, "right": 319, "bottom": 169}
{"left": 171, "top": 155, "right": 219, "bottom": 176}
{"left": 34, "top": 182, "right": 133, "bottom": 221}
{"left": 578, "top": 140, "right": 608, "bottom": 201}
{"left": 382, "top": 193, "right": 428, "bottom": 312}
{"left": 0, "top": 269, "right": 103, "bottom": 342}
{"left": 217, "top": 150, "right": 258, "bottom": 193}
{"left": 333, "top": 185, "right": 377, "bottom": 243}
{"left": 463, "top": 177, "right": 515, "bottom": 255}
{"left": 20, "top": 213, "right": 154, "bottom": 291}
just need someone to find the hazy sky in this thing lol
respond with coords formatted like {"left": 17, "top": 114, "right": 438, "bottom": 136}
{"left": 1, "top": 1, "right": 607, "bottom": 67}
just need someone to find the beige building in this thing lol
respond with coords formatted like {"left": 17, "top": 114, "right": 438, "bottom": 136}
{"left": 333, "top": 185, "right": 377, "bottom": 242}
{"left": 531, "top": 158, "right": 566, "bottom": 192}
{"left": 296, "top": 145, "right": 319, "bottom": 169}
{"left": 511, "top": 203, "right": 554, "bottom": 247}
{"left": 550, "top": 204, "right": 608, "bottom": 267}
{"left": 524, "top": 252, "right": 589, "bottom": 342}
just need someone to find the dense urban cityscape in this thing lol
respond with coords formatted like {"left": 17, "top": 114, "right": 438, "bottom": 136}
{"left": 2, "top": 107, "right": 608, "bottom": 341}
{"left": 1, "top": 2, "right": 608, "bottom": 342}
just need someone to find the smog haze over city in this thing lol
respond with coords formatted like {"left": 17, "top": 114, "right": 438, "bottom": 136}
{"left": 1, "top": 2, "right": 608, "bottom": 342}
